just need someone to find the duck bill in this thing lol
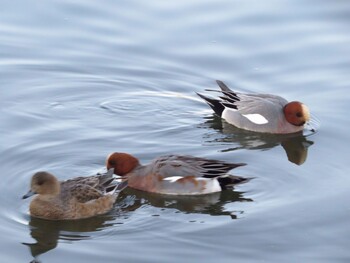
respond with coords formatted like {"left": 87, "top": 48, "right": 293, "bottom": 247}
{"left": 305, "top": 121, "right": 319, "bottom": 133}
{"left": 22, "top": 189, "right": 36, "bottom": 199}
{"left": 305, "top": 114, "right": 321, "bottom": 133}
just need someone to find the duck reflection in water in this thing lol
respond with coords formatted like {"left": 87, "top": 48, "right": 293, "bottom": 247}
{"left": 22, "top": 201, "right": 128, "bottom": 263}
{"left": 118, "top": 186, "right": 252, "bottom": 219}
{"left": 199, "top": 115, "right": 314, "bottom": 165}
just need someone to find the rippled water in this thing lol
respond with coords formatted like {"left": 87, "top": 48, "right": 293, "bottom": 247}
{"left": 1, "top": 0, "right": 350, "bottom": 262}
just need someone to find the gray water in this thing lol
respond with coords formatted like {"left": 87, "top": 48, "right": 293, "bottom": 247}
{"left": 1, "top": 0, "right": 350, "bottom": 262}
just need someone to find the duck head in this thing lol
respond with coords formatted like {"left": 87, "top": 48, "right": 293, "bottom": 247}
{"left": 106, "top": 152, "right": 140, "bottom": 176}
{"left": 284, "top": 101, "right": 310, "bottom": 127}
{"left": 23, "top": 172, "right": 60, "bottom": 199}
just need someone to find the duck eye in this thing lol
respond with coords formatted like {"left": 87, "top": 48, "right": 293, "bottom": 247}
{"left": 37, "top": 180, "right": 44, "bottom": 186}
{"left": 296, "top": 112, "right": 302, "bottom": 118}
{"left": 109, "top": 160, "right": 117, "bottom": 166}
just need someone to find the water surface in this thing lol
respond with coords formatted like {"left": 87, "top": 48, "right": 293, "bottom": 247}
{"left": 1, "top": 0, "right": 350, "bottom": 262}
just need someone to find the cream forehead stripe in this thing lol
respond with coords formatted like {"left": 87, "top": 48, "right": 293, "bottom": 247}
{"left": 301, "top": 104, "right": 311, "bottom": 121}
{"left": 242, "top": 114, "right": 269, "bottom": 124}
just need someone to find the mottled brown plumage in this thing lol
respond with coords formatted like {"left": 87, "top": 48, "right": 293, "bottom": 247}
{"left": 23, "top": 169, "right": 127, "bottom": 220}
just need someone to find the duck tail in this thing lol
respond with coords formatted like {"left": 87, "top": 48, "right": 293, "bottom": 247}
{"left": 98, "top": 168, "right": 115, "bottom": 187}
{"left": 217, "top": 175, "right": 250, "bottom": 190}
{"left": 106, "top": 180, "right": 128, "bottom": 195}
{"left": 196, "top": 92, "right": 225, "bottom": 117}
{"left": 216, "top": 80, "right": 233, "bottom": 93}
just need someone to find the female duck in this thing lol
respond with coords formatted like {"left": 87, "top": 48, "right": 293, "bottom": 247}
{"left": 23, "top": 169, "right": 126, "bottom": 220}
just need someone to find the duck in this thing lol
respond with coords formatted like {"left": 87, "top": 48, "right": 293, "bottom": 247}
{"left": 22, "top": 168, "right": 127, "bottom": 220}
{"left": 106, "top": 152, "right": 247, "bottom": 195}
{"left": 197, "top": 80, "right": 312, "bottom": 134}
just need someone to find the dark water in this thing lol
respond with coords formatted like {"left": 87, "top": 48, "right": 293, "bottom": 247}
{"left": 1, "top": 0, "right": 350, "bottom": 262}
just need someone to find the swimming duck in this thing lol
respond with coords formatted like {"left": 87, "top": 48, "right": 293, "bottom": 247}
{"left": 197, "top": 80, "right": 311, "bottom": 134}
{"left": 23, "top": 169, "right": 127, "bottom": 220}
{"left": 106, "top": 152, "right": 247, "bottom": 195}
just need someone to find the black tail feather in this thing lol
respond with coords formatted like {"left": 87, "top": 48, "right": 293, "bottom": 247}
{"left": 196, "top": 92, "right": 225, "bottom": 117}
{"left": 217, "top": 175, "right": 250, "bottom": 190}
{"left": 216, "top": 80, "right": 233, "bottom": 93}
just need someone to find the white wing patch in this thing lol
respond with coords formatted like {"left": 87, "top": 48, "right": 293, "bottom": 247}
{"left": 242, "top": 113, "right": 269, "bottom": 124}
{"left": 162, "top": 176, "right": 183, "bottom": 183}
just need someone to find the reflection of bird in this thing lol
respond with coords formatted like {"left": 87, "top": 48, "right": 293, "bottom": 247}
{"left": 106, "top": 153, "right": 248, "bottom": 195}
{"left": 22, "top": 169, "right": 127, "bottom": 220}
{"left": 23, "top": 210, "right": 121, "bottom": 262}
{"left": 200, "top": 116, "right": 314, "bottom": 165}
{"left": 281, "top": 136, "right": 313, "bottom": 165}
{"left": 123, "top": 187, "right": 252, "bottom": 218}
{"left": 23, "top": 218, "right": 60, "bottom": 263}
{"left": 197, "top": 80, "right": 312, "bottom": 134}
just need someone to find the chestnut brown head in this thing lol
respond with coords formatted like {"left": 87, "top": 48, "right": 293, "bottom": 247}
{"left": 106, "top": 152, "right": 140, "bottom": 176}
{"left": 283, "top": 101, "right": 310, "bottom": 126}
